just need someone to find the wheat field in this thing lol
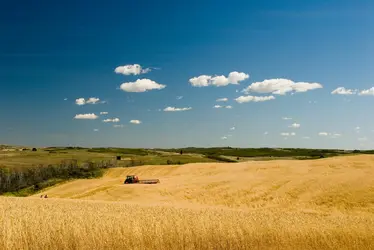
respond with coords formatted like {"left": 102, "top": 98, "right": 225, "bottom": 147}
{"left": 1, "top": 154, "right": 374, "bottom": 249}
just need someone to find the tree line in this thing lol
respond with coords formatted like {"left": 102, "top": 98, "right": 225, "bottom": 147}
{"left": 0, "top": 159, "right": 116, "bottom": 194}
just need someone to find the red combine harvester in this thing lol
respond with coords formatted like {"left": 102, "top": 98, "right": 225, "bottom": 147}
{"left": 124, "top": 175, "right": 160, "bottom": 184}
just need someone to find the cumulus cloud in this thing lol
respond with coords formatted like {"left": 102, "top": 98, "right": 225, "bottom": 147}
{"left": 282, "top": 117, "right": 292, "bottom": 120}
{"left": 120, "top": 79, "right": 166, "bottom": 92}
{"left": 280, "top": 132, "right": 296, "bottom": 136}
{"left": 75, "top": 97, "right": 102, "bottom": 105}
{"left": 331, "top": 87, "right": 357, "bottom": 95}
{"left": 164, "top": 107, "right": 192, "bottom": 112}
{"left": 213, "top": 105, "right": 222, "bottom": 109}
{"left": 75, "top": 98, "right": 86, "bottom": 105}
{"left": 176, "top": 96, "right": 183, "bottom": 100}
{"left": 230, "top": 127, "right": 235, "bottom": 130}
{"left": 242, "top": 78, "right": 322, "bottom": 95}
{"left": 189, "top": 75, "right": 211, "bottom": 87}
{"left": 318, "top": 132, "right": 329, "bottom": 136}
{"left": 221, "top": 136, "right": 228, "bottom": 140}
{"left": 358, "top": 87, "right": 374, "bottom": 96}
{"left": 130, "top": 120, "right": 141, "bottom": 124}
{"left": 100, "top": 112, "right": 108, "bottom": 115}
{"left": 189, "top": 71, "right": 249, "bottom": 87}
{"left": 216, "top": 98, "right": 228, "bottom": 102}
{"left": 74, "top": 113, "right": 98, "bottom": 120}
{"left": 64, "top": 98, "right": 68, "bottom": 101}
{"left": 228, "top": 72, "right": 249, "bottom": 84}
{"left": 289, "top": 123, "right": 301, "bottom": 128}
{"left": 235, "top": 95, "right": 275, "bottom": 103}
{"left": 93, "top": 129, "right": 99, "bottom": 132}
{"left": 225, "top": 105, "right": 232, "bottom": 109}
{"left": 103, "top": 118, "right": 120, "bottom": 123}
{"left": 114, "top": 64, "right": 152, "bottom": 75}
{"left": 86, "top": 97, "right": 100, "bottom": 104}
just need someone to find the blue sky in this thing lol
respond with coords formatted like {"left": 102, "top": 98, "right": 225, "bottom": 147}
{"left": 1, "top": 0, "right": 374, "bottom": 149}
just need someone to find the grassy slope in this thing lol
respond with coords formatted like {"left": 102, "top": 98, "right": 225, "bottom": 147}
{"left": 31, "top": 154, "right": 374, "bottom": 212}
{"left": 2, "top": 154, "right": 374, "bottom": 249}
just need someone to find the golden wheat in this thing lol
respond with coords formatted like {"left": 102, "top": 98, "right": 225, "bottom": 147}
{"left": 1, "top": 197, "right": 374, "bottom": 250}
{"left": 1, "top": 154, "right": 374, "bottom": 249}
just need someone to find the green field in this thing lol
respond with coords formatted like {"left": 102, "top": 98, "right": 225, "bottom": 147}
{"left": 1, "top": 145, "right": 372, "bottom": 169}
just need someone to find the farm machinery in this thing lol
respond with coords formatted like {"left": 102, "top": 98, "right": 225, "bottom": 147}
{"left": 124, "top": 175, "right": 160, "bottom": 184}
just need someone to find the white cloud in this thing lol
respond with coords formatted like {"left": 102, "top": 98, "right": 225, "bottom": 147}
{"left": 100, "top": 112, "right": 108, "bottom": 115}
{"left": 130, "top": 120, "right": 141, "bottom": 124}
{"left": 235, "top": 95, "right": 275, "bottom": 103}
{"left": 211, "top": 75, "right": 229, "bottom": 86}
{"left": 113, "top": 124, "right": 124, "bottom": 128}
{"left": 302, "top": 136, "right": 310, "bottom": 139}
{"left": 189, "top": 75, "right": 212, "bottom": 87}
{"left": 164, "top": 107, "right": 192, "bottom": 112}
{"left": 176, "top": 96, "right": 183, "bottom": 100}
{"left": 228, "top": 72, "right": 249, "bottom": 84}
{"left": 358, "top": 87, "right": 374, "bottom": 96}
{"left": 114, "top": 64, "right": 151, "bottom": 75}
{"left": 318, "top": 132, "right": 329, "bottom": 136}
{"left": 74, "top": 113, "right": 98, "bottom": 120}
{"left": 264, "top": 131, "right": 268, "bottom": 135}
{"left": 75, "top": 98, "right": 86, "bottom": 105}
{"left": 331, "top": 87, "right": 357, "bottom": 95}
{"left": 213, "top": 105, "right": 222, "bottom": 109}
{"left": 221, "top": 136, "right": 228, "bottom": 140}
{"left": 216, "top": 98, "right": 228, "bottom": 102}
{"left": 86, "top": 97, "right": 100, "bottom": 104}
{"left": 103, "top": 118, "right": 120, "bottom": 123}
{"left": 93, "top": 129, "right": 99, "bottom": 132}
{"left": 63, "top": 98, "right": 68, "bottom": 101}
{"left": 75, "top": 97, "right": 102, "bottom": 105}
{"left": 120, "top": 79, "right": 166, "bottom": 92}
{"left": 225, "top": 105, "right": 232, "bottom": 109}
{"left": 229, "top": 127, "right": 235, "bottom": 130}
{"left": 189, "top": 71, "right": 249, "bottom": 87}
{"left": 289, "top": 123, "right": 301, "bottom": 128}
{"left": 358, "top": 137, "right": 368, "bottom": 141}
{"left": 280, "top": 132, "right": 296, "bottom": 136}
{"left": 242, "top": 78, "right": 322, "bottom": 95}
{"left": 354, "top": 126, "right": 360, "bottom": 133}
{"left": 282, "top": 117, "right": 292, "bottom": 120}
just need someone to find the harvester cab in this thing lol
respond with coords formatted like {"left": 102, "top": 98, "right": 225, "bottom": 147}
{"left": 124, "top": 175, "right": 139, "bottom": 184}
